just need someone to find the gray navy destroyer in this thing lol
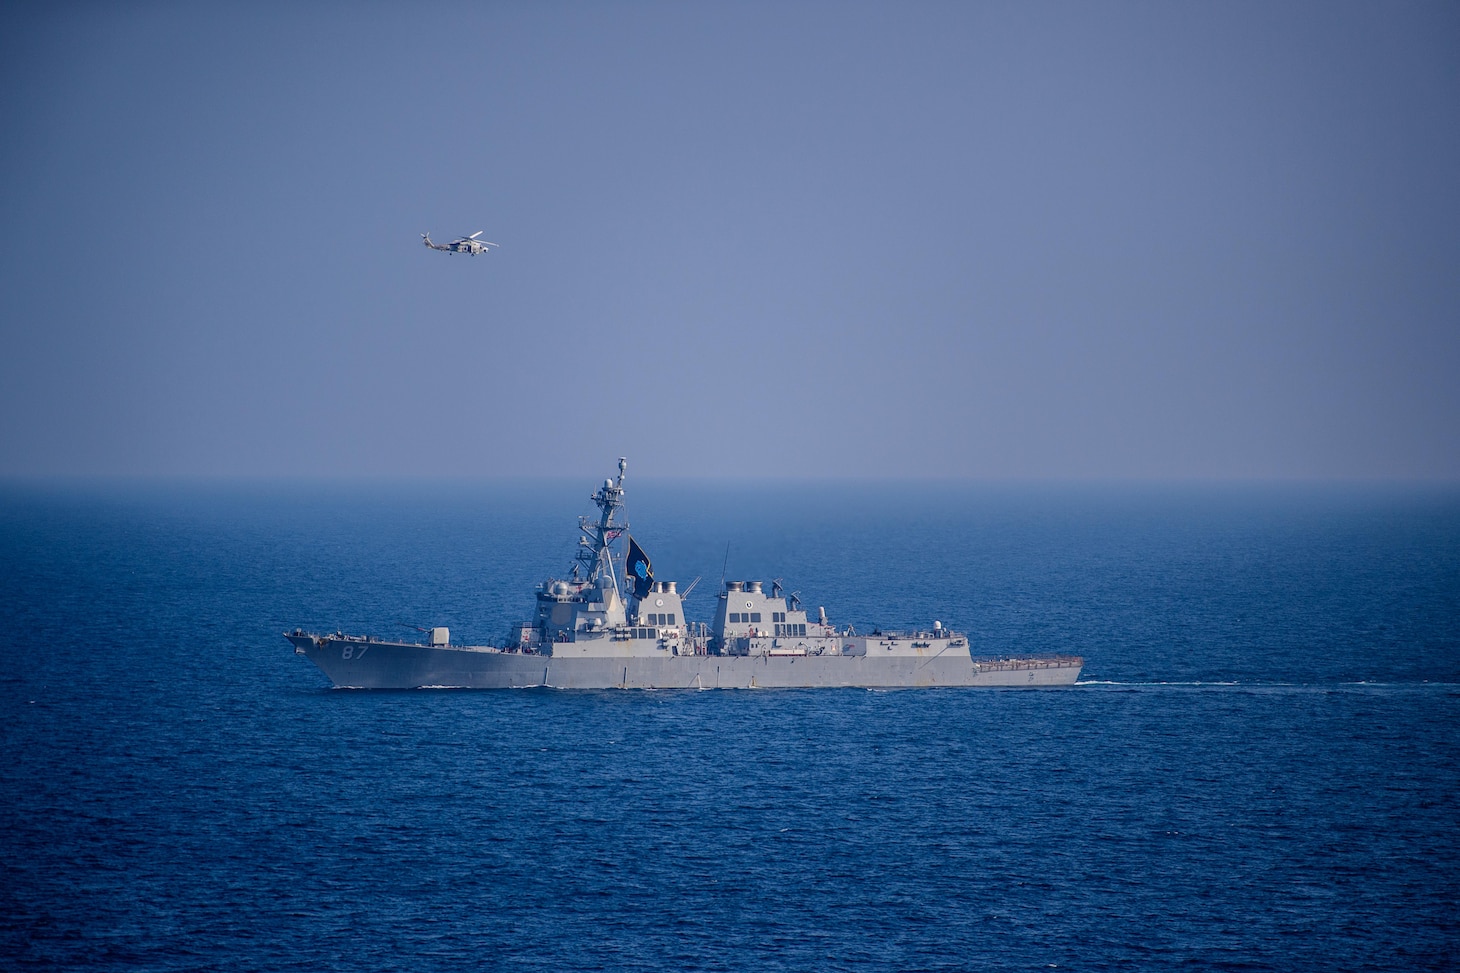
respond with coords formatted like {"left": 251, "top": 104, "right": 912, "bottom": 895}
{"left": 286, "top": 459, "right": 1082, "bottom": 689}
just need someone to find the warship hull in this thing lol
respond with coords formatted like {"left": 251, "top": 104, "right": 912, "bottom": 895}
{"left": 288, "top": 634, "right": 1082, "bottom": 690}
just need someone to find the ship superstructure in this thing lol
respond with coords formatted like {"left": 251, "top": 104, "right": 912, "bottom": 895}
{"left": 285, "top": 459, "right": 1083, "bottom": 689}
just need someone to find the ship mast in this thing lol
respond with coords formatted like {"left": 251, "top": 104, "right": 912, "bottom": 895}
{"left": 576, "top": 457, "right": 628, "bottom": 600}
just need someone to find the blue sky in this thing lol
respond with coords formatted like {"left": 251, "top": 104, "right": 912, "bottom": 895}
{"left": 2, "top": 2, "right": 1456, "bottom": 479}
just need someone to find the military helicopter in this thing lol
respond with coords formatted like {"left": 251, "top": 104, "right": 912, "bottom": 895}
{"left": 421, "top": 231, "right": 499, "bottom": 256}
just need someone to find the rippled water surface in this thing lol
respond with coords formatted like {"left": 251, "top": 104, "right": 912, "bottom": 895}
{"left": 2, "top": 480, "right": 1457, "bottom": 970}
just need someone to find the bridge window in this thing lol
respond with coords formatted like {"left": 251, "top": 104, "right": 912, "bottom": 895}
{"left": 751, "top": 613, "right": 762, "bottom": 623}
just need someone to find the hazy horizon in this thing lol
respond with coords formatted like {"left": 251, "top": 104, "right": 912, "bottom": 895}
{"left": 3, "top": 2, "right": 1457, "bottom": 481}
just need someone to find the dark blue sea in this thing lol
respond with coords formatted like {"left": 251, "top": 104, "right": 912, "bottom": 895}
{"left": 2, "top": 479, "right": 1457, "bottom": 971}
